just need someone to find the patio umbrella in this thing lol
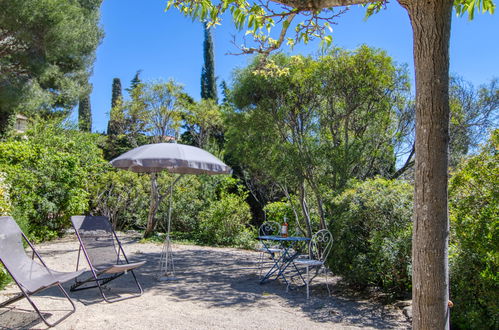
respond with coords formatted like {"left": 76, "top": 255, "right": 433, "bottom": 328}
{"left": 110, "top": 142, "right": 232, "bottom": 280}
{"left": 110, "top": 142, "right": 232, "bottom": 175}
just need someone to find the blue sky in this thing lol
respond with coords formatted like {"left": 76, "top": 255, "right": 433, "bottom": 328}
{"left": 88, "top": 0, "right": 499, "bottom": 133}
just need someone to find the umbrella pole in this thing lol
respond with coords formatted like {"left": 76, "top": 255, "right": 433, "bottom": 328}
{"left": 159, "top": 174, "right": 183, "bottom": 281}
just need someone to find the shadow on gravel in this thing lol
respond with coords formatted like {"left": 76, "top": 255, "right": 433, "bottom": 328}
{"left": 0, "top": 236, "right": 410, "bottom": 329}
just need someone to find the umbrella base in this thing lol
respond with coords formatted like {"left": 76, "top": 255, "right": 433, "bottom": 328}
{"left": 158, "top": 235, "right": 175, "bottom": 279}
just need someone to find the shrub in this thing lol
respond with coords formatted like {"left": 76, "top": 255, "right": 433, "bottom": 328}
{"left": 328, "top": 177, "right": 413, "bottom": 295}
{"left": 449, "top": 130, "right": 498, "bottom": 329}
{"left": 262, "top": 200, "right": 294, "bottom": 229}
{"left": 0, "top": 172, "right": 11, "bottom": 216}
{"left": 0, "top": 172, "right": 12, "bottom": 289}
{"left": 198, "top": 178, "right": 254, "bottom": 248}
{"left": 90, "top": 169, "right": 150, "bottom": 230}
{"left": 161, "top": 175, "right": 221, "bottom": 234}
{"left": 0, "top": 119, "right": 106, "bottom": 241}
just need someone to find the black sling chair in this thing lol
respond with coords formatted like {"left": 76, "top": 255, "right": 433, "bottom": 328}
{"left": 70, "top": 216, "right": 145, "bottom": 303}
{"left": 0, "top": 216, "right": 85, "bottom": 327}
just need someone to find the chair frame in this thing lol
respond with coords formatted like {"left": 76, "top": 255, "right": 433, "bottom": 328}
{"left": 70, "top": 215, "right": 144, "bottom": 303}
{"left": 257, "top": 221, "right": 283, "bottom": 278}
{"left": 292, "top": 229, "right": 333, "bottom": 299}
{"left": 0, "top": 217, "right": 81, "bottom": 327}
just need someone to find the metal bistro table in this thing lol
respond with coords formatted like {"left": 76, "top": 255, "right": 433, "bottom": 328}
{"left": 258, "top": 235, "right": 311, "bottom": 286}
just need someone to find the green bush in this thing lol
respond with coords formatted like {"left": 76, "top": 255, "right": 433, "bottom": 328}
{"left": 0, "top": 265, "right": 9, "bottom": 291}
{"left": 198, "top": 178, "right": 254, "bottom": 248}
{"left": 0, "top": 172, "right": 12, "bottom": 289}
{"left": 0, "top": 172, "right": 11, "bottom": 216}
{"left": 90, "top": 169, "right": 150, "bottom": 231}
{"left": 263, "top": 200, "right": 293, "bottom": 223}
{"left": 0, "top": 119, "right": 106, "bottom": 241}
{"left": 162, "top": 175, "right": 221, "bottom": 234}
{"left": 328, "top": 177, "right": 413, "bottom": 295}
{"left": 449, "top": 130, "right": 498, "bottom": 329}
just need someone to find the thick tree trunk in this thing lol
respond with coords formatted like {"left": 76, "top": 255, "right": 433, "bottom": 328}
{"left": 399, "top": 1, "right": 453, "bottom": 329}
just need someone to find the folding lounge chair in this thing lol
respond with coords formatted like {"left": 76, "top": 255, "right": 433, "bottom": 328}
{"left": 70, "top": 215, "right": 145, "bottom": 303}
{"left": 0, "top": 216, "right": 85, "bottom": 327}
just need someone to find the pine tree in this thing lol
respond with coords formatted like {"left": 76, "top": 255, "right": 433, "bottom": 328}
{"left": 107, "top": 77, "right": 123, "bottom": 135}
{"left": 78, "top": 94, "right": 92, "bottom": 132}
{"left": 220, "top": 80, "right": 230, "bottom": 105}
{"left": 200, "top": 23, "right": 217, "bottom": 102}
{"left": 126, "top": 70, "right": 142, "bottom": 95}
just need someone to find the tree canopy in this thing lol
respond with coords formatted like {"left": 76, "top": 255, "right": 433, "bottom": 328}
{"left": 226, "top": 47, "right": 410, "bottom": 234}
{"left": 0, "top": 0, "right": 103, "bottom": 132}
{"left": 166, "top": 0, "right": 495, "bottom": 54}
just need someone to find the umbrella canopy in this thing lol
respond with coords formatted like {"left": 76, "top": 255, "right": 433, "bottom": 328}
{"left": 109, "top": 143, "right": 232, "bottom": 175}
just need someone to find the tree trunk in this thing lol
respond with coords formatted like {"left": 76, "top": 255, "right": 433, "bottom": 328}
{"left": 144, "top": 173, "right": 159, "bottom": 238}
{"left": 399, "top": 1, "right": 453, "bottom": 329}
{"left": 298, "top": 182, "right": 312, "bottom": 238}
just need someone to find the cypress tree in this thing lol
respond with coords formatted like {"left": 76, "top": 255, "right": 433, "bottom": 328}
{"left": 78, "top": 94, "right": 92, "bottom": 132}
{"left": 201, "top": 23, "right": 217, "bottom": 102}
{"left": 108, "top": 77, "right": 122, "bottom": 135}
{"left": 111, "top": 78, "right": 122, "bottom": 109}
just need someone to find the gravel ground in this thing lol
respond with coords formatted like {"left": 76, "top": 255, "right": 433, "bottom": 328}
{"left": 0, "top": 234, "right": 411, "bottom": 329}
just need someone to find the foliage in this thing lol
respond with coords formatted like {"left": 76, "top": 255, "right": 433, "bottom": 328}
{"left": 161, "top": 175, "right": 221, "bottom": 234}
{"left": 454, "top": 0, "right": 496, "bottom": 19}
{"left": 0, "top": 174, "right": 13, "bottom": 289}
{"left": 105, "top": 79, "right": 186, "bottom": 155}
{"left": 198, "top": 177, "right": 254, "bottom": 248}
{"left": 0, "top": 0, "right": 103, "bottom": 133}
{"left": 263, "top": 201, "right": 293, "bottom": 224}
{"left": 226, "top": 48, "right": 410, "bottom": 234}
{"left": 0, "top": 119, "right": 106, "bottom": 241}
{"left": 201, "top": 23, "right": 218, "bottom": 102}
{"left": 166, "top": 0, "right": 345, "bottom": 54}
{"left": 78, "top": 94, "right": 92, "bottom": 132}
{"left": 449, "top": 130, "right": 499, "bottom": 329}
{"left": 143, "top": 79, "right": 186, "bottom": 142}
{"left": 262, "top": 199, "right": 309, "bottom": 235}
{"left": 0, "top": 172, "right": 13, "bottom": 290}
{"left": 126, "top": 70, "right": 143, "bottom": 94}
{"left": 111, "top": 78, "right": 123, "bottom": 110}
{"left": 90, "top": 169, "right": 150, "bottom": 231}
{"left": 108, "top": 78, "right": 124, "bottom": 135}
{"left": 328, "top": 177, "right": 413, "bottom": 295}
{"left": 166, "top": 0, "right": 495, "bottom": 54}
{"left": 448, "top": 76, "right": 499, "bottom": 167}
{"left": 0, "top": 265, "right": 9, "bottom": 291}
{"left": 183, "top": 98, "right": 223, "bottom": 148}
{"left": 0, "top": 173, "right": 11, "bottom": 216}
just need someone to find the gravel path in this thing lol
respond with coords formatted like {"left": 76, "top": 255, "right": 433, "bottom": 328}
{"left": 0, "top": 234, "right": 411, "bottom": 329}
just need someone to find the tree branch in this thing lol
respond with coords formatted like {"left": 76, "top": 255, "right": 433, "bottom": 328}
{"left": 272, "top": 0, "right": 375, "bottom": 10}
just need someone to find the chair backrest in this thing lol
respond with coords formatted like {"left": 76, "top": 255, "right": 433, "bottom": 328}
{"left": 71, "top": 216, "right": 119, "bottom": 269}
{"left": 259, "top": 221, "right": 281, "bottom": 236}
{"left": 0, "top": 216, "right": 52, "bottom": 293}
{"left": 309, "top": 229, "right": 333, "bottom": 262}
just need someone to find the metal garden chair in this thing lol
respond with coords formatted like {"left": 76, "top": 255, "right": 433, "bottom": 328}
{"left": 70, "top": 215, "right": 145, "bottom": 303}
{"left": 0, "top": 216, "right": 85, "bottom": 327}
{"left": 257, "top": 221, "right": 283, "bottom": 278}
{"left": 291, "top": 229, "right": 333, "bottom": 299}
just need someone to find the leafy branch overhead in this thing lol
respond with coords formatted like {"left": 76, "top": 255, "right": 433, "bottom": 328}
{"left": 166, "top": 0, "right": 495, "bottom": 54}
